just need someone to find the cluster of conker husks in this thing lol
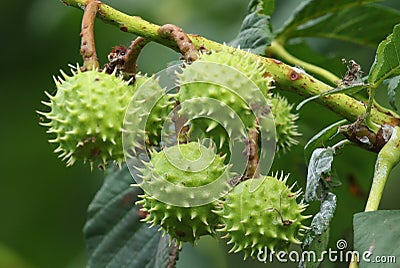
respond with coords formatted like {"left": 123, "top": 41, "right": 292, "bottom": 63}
{"left": 39, "top": 47, "right": 308, "bottom": 259}
{"left": 137, "top": 142, "right": 310, "bottom": 257}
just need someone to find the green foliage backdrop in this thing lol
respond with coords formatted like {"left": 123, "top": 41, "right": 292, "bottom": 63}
{"left": 1, "top": 0, "right": 400, "bottom": 267}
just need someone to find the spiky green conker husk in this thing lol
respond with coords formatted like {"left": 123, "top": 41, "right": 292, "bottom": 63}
{"left": 137, "top": 142, "right": 230, "bottom": 247}
{"left": 181, "top": 47, "right": 273, "bottom": 97}
{"left": 177, "top": 47, "right": 299, "bottom": 154}
{"left": 124, "top": 74, "right": 173, "bottom": 149}
{"left": 270, "top": 94, "right": 300, "bottom": 153}
{"left": 178, "top": 47, "right": 273, "bottom": 133}
{"left": 39, "top": 68, "right": 134, "bottom": 167}
{"left": 188, "top": 94, "right": 300, "bottom": 156}
{"left": 39, "top": 67, "right": 170, "bottom": 168}
{"left": 215, "top": 174, "right": 310, "bottom": 259}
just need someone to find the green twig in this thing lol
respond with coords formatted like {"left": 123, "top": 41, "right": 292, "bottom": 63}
{"left": 268, "top": 42, "right": 400, "bottom": 131}
{"left": 364, "top": 86, "right": 377, "bottom": 130}
{"left": 349, "top": 126, "right": 400, "bottom": 268}
{"left": 267, "top": 41, "right": 341, "bottom": 86}
{"left": 62, "top": 0, "right": 400, "bottom": 129}
{"left": 365, "top": 126, "right": 400, "bottom": 211}
{"left": 349, "top": 255, "right": 359, "bottom": 268}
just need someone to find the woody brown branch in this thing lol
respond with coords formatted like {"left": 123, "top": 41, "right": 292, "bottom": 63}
{"left": 158, "top": 24, "right": 198, "bottom": 62}
{"left": 167, "top": 239, "right": 180, "bottom": 268}
{"left": 245, "top": 128, "right": 260, "bottom": 179}
{"left": 80, "top": 0, "right": 100, "bottom": 70}
{"left": 123, "top": 37, "right": 149, "bottom": 76}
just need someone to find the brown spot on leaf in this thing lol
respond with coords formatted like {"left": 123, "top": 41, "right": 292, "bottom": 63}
{"left": 120, "top": 26, "right": 128, "bottom": 32}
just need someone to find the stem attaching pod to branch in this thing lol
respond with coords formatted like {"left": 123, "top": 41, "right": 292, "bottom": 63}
{"left": 158, "top": 24, "right": 198, "bottom": 62}
{"left": 123, "top": 37, "right": 149, "bottom": 77}
{"left": 245, "top": 128, "right": 260, "bottom": 179}
{"left": 80, "top": 0, "right": 100, "bottom": 70}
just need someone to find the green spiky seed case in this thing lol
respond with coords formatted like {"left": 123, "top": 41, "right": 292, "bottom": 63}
{"left": 215, "top": 174, "right": 310, "bottom": 259}
{"left": 270, "top": 94, "right": 300, "bottom": 153}
{"left": 39, "top": 67, "right": 171, "bottom": 167}
{"left": 177, "top": 47, "right": 300, "bottom": 154}
{"left": 178, "top": 48, "right": 271, "bottom": 141}
{"left": 123, "top": 74, "right": 173, "bottom": 156}
{"left": 39, "top": 68, "right": 134, "bottom": 167}
{"left": 137, "top": 142, "right": 230, "bottom": 247}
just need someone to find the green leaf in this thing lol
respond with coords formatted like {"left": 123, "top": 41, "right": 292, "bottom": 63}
{"left": 299, "top": 148, "right": 337, "bottom": 268}
{"left": 229, "top": 0, "right": 273, "bottom": 55}
{"left": 305, "top": 148, "right": 334, "bottom": 202}
{"left": 260, "top": 0, "right": 275, "bottom": 16}
{"left": 304, "top": 119, "right": 348, "bottom": 163}
{"left": 384, "top": 75, "right": 400, "bottom": 110}
{"left": 368, "top": 24, "right": 400, "bottom": 87}
{"left": 300, "top": 193, "right": 337, "bottom": 268}
{"left": 154, "top": 236, "right": 179, "bottom": 268}
{"left": 309, "top": 192, "right": 337, "bottom": 235}
{"left": 84, "top": 164, "right": 177, "bottom": 268}
{"left": 299, "top": 228, "right": 330, "bottom": 268}
{"left": 277, "top": 0, "right": 378, "bottom": 42}
{"left": 354, "top": 210, "right": 400, "bottom": 267}
{"left": 280, "top": 5, "right": 400, "bottom": 48}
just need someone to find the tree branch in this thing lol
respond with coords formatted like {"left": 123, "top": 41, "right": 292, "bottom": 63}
{"left": 365, "top": 126, "right": 400, "bottom": 211}
{"left": 80, "top": 0, "right": 100, "bottom": 70}
{"left": 123, "top": 36, "right": 149, "bottom": 77}
{"left": 158, "top": 24, "right": 198, "bottom": 62}
{"left": 245, "top": 128, "right": 260, "bottom": 179}
{"left": 62, "top": 0, "right": 400, "bottom": 129}
{"left": 267, "top": 41, "right": 341, "bottom": 86}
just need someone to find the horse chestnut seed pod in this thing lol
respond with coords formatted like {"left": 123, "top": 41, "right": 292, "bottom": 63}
{"left": 39, "top": 67, "right": 171, "bottom": 168}
{"left": 136, "top": 142, "right": 231, "bottom": 247}
{"left": 214, "top": 174, "right": 310, "bottom": 259}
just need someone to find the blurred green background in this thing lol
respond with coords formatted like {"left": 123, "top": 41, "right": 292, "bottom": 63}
{"left": 1, "top": 0, "right": 400, "bottom": 267}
